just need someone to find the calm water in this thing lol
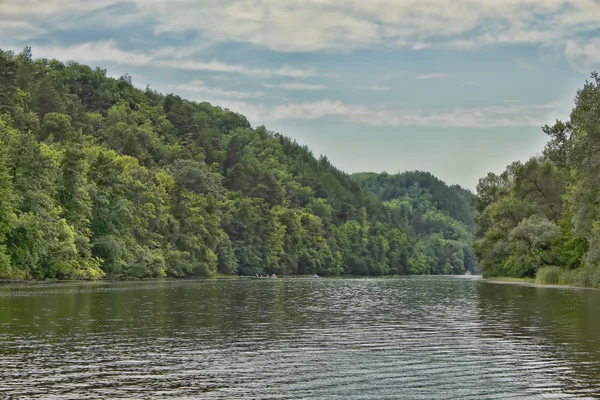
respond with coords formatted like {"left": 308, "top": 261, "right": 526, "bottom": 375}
{"left": 1, "top": 276, "right": 600, "bottom": 399}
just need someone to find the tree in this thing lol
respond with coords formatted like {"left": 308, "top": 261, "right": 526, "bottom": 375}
{"left": 0, "top": 50, "right": 17, "bottom": 113}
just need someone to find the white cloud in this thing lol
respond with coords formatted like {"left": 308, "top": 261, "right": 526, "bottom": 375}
{"left": 267, "top": 99, "right": 563, "bottom": 128}
{"left": 417, "top": 73, "right": 447, "bottom": 80}
{"left": 207, "top": 97, "right": 567, "bottom": 129}
{"left": 3, "top": 0, "right": 600, "bottom": 56}
{"left": 0, "top": 20, "right": 45, "bottom": 40}
{"left": 126, "top": 0, "right": 600, "bottom": 54}
{"left": 0, "top": 0, "right": 121, "bottom": 18}
{"left": 159, "top": 58, "right": 314, "bottom": 78}
{"left": 264, "top": 82, "right": 327, "bottom": 90}
{"left": 172, "top": 80, "right": 267, "bottom": 99}
{"left": 32, "top": 40, "right": 153, "bottom": 67}
{"left": 564, "top": 38, "right": 600, "bottom": 73}
{"left": 355, "top": 85, "right": 391, "bottom": 91}
{"left": 23, "top": 40, "right": 314, "bottom": 78}
{"left": 2, "top": 1, "right": 600, "bottom": 73}
{"left": 0, "top": 0, "right": 134, "bottom": 34}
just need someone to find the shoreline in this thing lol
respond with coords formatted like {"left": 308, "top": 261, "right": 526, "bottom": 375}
{"left": 0, "top": 274, "right": 472, "bottom": 285}
{"left": 6, "top": 275, "right": 596, "bottom": 290}
{"left": 481, "top": 277, "right": 599, "bottom": 291}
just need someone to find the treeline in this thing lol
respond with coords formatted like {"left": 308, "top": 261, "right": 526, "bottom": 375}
{"left": 474, "top": 72, "right": 600, "bottom": 287}
{"left": 352, "top": 171, "right": 477, "bottom": 232}
{"left": 0, "top": 47, "right": 476, "bottom": 280}
{"left": 353, "top": 171, "right": 478, "bottom": 274}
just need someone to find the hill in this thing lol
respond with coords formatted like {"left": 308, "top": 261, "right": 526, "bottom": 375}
{"left": 352, "top": 171, "right": 478, "bottom": 273}
{"left": 352, "top": 171, "right": 477, "bottom": 232}
{"left": 0, "top": 47, "right": 476, "bottom": 280}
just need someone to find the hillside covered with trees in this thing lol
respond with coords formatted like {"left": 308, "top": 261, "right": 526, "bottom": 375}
{"left": 0, "top": 47, "right": 478, "bottom": 280}
{"left": 353, "top": 171, "right": 478, "bottom": 274}
{"left": 474, "top": 72, "right": 600, "bottom": 288}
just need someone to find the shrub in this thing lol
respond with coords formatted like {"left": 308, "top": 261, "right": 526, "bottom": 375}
{"left": 535, "top": 266, "right": 562, "bottom": 285}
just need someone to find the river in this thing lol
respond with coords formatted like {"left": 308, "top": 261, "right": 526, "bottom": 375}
{"left": 0, "top": 276, "right": 599, "bottom": 399}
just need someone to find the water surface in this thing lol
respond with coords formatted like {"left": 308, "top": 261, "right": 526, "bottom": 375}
{"left": 1, "top": 276, "right": 599, "bottom": 399}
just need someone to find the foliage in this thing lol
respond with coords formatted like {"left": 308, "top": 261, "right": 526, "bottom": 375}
{"left": 535, "top": 266, "right": 574, "bottom": 286}
{"left": 353, "top": 171, "right": 479, "bottom": 274}
{"left": 0, "top": 47, "right": 478, "bottom": 280}
{"left": 353, "top": 171, "right": 477, "bottom": 231}
{"left": 475, "top": 71, "right": 600, "bottom": 287}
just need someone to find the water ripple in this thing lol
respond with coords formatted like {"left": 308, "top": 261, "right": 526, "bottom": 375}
{"left": 0, "top": 277, "right": 599, "bottom": 398}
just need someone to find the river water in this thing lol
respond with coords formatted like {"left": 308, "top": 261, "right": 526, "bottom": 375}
{"left": 1, "top": 276, "right": 599, "bottom": 399}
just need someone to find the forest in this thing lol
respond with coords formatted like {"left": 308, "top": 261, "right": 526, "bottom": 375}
{"left": 0, "top": 47, "right": 477, "bottom": 280}
{"left": 474, "top": 72, "right": 600, "bottom": 288}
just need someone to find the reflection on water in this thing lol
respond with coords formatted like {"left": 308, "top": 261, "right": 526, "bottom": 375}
{"left": 0, "top": 276, "right": 599, "bottom": 398}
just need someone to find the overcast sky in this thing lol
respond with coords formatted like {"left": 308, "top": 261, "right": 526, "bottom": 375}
{"left": 2, "top": 0, "right": 599, "bottom": 189}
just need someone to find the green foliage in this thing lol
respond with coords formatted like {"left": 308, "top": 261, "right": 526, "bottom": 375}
{"left": 353, "top": 171, "right": 477, "bottom": 231}
{"left": 0, "top": 119, "right": 17, "bottom": 276}
{"left": 0, "top": 47, "right": 479, "bottom": 280}
{"left": 353, "top": 171, "right": 479, "bottom": 274}
{"left": 535, "top": 266, "right": 574, "bottom": 286}
{"left": 476, "top": 71, "right": 600, "bottom": 287}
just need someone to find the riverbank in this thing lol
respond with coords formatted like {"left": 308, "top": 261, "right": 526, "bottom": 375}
{"left": 0, "top": 274, "right": 327, "bottom": 285}
{"left": 0, "top": 273, "right": 476, "bottom": 285}
{"left": 482, "top": 277, "right": 599, "bottom": 290}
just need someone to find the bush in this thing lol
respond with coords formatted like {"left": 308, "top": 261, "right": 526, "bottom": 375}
{"left": 572, "top": 266, "right": 600, "bottom": 288}
{"left": 557, "top": 269, "right": 574, "bottom": 286}
{"left": 535, "top": 266, "right": 565, "bottom": 285}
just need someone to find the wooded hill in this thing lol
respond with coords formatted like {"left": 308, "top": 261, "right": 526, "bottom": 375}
{"left": 0, "top": 47, "right": 477, "bottom": 280}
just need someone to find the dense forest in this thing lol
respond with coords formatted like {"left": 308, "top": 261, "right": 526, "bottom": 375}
{"left": 0, "top": 47, "right": 477, "bottom": 280}
{"left": 474, "top": 72, "right": 600, "bottom": 288}
{"left": 352, "top": 171, "right": 477, "bottom": 232}
{"left": 352, "top": 171, "right": 478, "bottom": 273}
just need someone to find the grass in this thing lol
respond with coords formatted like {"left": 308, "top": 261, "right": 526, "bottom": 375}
{"left": 485, "top": 266, "right": 600, "bottom": 289}
{"left": 484, "top": 276, "right": 536, "bottom": 284}
{"left": 535, "top": 266, "right": 569, "bottom": 285}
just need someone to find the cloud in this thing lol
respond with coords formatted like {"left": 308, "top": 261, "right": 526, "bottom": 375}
{"left": 206, "top": 97, "right": 567, "bottom": 129}
{"left": 355, "top": 85, "right": 391, "bottom": 91}
{"left": 129, "top": 0, "right": 600, "bottom": 55}
{"left": 171, "top": 80, "right": 266, "bottom": 99}
{"left": 23, "top": 40, "right": 314, "bottom": 78}
{"left": 2, "top": 0, "right": 599, "bottom": 77}
{"left": 3, "top": 0, "right": 600, "bottom": 57}
{"left": 32, "top": 40, "right": 153, "bottom": 67}
{"left": 564, "top": 38, "right": 600, "bottom": 73}
{"left": 264, "top": 82, "right": 327, "bottom": 90}
{"left": 268, "top": 99, "right": 564, "bottom": 128}
{"left": 0, "top": 0, "right": 134, "bottom": 33}
{"left": 0, "top": 0, "right": 121, "bottom": 19}
{"left": 0, "top": 20, "right": 44, "bottom": 41}
{"left": 417, "top": 73, "right": 447, "bottom": 80}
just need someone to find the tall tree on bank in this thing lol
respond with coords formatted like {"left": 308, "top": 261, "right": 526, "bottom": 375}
{"left": 474, "top": 72, "right": 600, "bottom": 287}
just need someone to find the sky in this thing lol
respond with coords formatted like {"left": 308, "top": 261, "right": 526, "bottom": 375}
{"left": 2, "top": 0, "right": 600, "bottom": 190}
